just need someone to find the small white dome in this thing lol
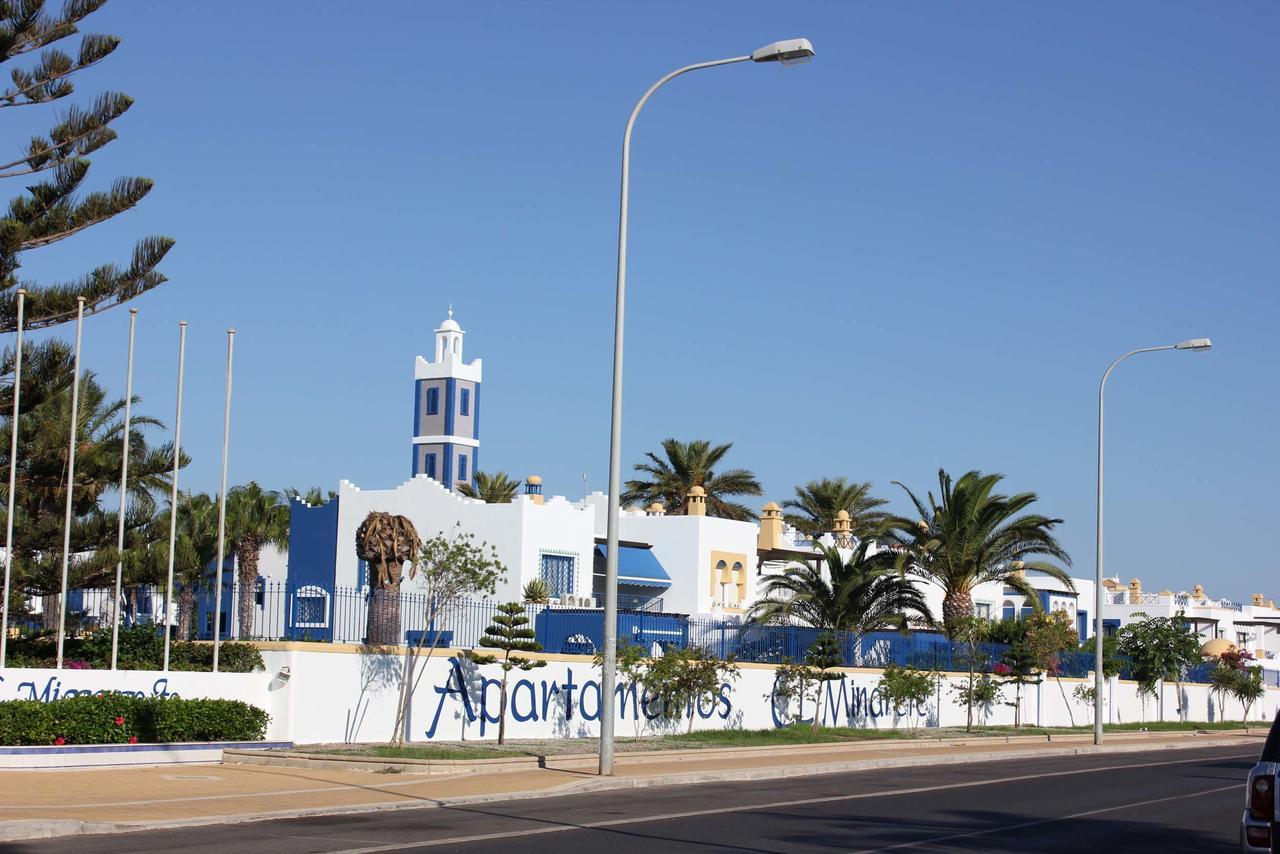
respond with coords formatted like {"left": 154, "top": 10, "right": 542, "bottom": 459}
{"left": 436, "top": 306, "right": 462, "bottom": 333}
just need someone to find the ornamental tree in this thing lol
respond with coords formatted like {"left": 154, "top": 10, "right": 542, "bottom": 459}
{"left": 473, "top": 601, "right": 546, "bottom": 745}
{"left": 1, "top": 0, "right": 173, "bottom": 333}
{"left": 804, "top": 633, "right": 844, "bottom": 731}
{"left": 877, "top": 665, "right": 934, "bottom": 732}
{"left": 1115, "top": 611, "right": 1202, "bottom": 720}
{"left": 642, "top": 645, "right": 739, "bottom": 733}
{"left": 388, "top": 525, "right": 505, "bottom": 746}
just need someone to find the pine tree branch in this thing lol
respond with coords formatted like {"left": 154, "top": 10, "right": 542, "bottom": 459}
{"left": 0, "top": 33, "right": 118, "bottom": 107}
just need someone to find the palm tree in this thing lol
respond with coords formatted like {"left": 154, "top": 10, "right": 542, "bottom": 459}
{"left": 355, "top": 511, "right": 422, "bottom": 645}
{"left": 783, "top": 478, "right": 889, "bottom": 539}
{"left": 522, "top": 577, "right": 551, "bottom": 605}
{"left": 284, "top": 486, "right": 336, "bottom": 506}
{"left": 458, "top": 471, "right": 521, "bottom": 504}
{"left": 225, "top": 482, "right": 290, "bottom": 638}
{"left": 139, "top": 492, "right": 220, "bottom": 639}
{"left": 886, "top": 469, "right": 1073, "bottom": 638}
{"left": 622, "top": 438, "right": 762, "bottom": 521}
{"left": 748, "top": 543, "right": 933, "bottom": 636}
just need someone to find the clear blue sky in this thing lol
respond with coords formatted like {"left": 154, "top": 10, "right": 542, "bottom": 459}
{"left": 15, "top": 2, "right": 1278, "bottom": 599}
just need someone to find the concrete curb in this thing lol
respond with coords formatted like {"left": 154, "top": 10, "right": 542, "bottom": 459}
{"left": 0, "top": 734, "right": 1262, "bottom": 843}
{"left": 222, "top": 728, "right": 1263, "bottom": 776}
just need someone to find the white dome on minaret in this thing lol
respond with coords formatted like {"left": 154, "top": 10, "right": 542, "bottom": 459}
{"left": 434, "top": 306, "right": 464, "bottom": 361}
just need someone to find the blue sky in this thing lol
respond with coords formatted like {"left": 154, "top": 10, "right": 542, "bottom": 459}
{"left": 14, "top": 2, "right": 1278, "bottom": 599}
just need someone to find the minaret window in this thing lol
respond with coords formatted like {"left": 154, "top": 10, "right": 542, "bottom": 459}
{"left": 426, "top": 387, "right": 439, "bottom": 416}
{"left": 457, "top": 454, "right": 468, "bottom": 482}
{"left": 424, "top": 453, "right": 437, "bottom": 479}
{"left": 460, "top": 388, "right": 471, "bottom": 416}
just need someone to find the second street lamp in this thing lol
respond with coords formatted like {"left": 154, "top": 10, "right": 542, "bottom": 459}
{"left": 599, "top": 38, "right": 816, "bottom": 777}
{"left": 1093, "top": 337, "right": 1212, "bottom": 746}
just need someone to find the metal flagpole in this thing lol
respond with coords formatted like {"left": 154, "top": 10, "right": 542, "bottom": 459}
{"left": 109, "top": 309, "right": 138, "bottom": 670}
{"left": 55, "top": 297, "right": 86, "bottom": 670}
{"left": 0, "top": 288, "right": 26, "bottom": 668}
{"left": 211, "top": 329, "right": 234, "bottom": 673}
{"left": 161, "top": 321, "right": 187, "bottom": 672}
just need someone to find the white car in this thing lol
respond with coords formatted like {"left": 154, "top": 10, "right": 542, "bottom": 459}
{"left": 1242, "top": 712, "right": 1280, "bottom": 852}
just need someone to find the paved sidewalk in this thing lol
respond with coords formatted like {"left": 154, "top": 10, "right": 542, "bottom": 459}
{"left": 0, "top": 730, "right": 1264, "bottom": 842}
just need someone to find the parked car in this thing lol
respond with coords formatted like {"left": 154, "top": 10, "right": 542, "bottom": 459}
{"left": 1242, "top": 711, "right": 1280, "bottom": 852}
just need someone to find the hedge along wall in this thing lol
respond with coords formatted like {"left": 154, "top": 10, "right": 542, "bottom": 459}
{"left": 258, "top": 646, "right": 1280, "bottom": 745}
{"left": 0, "top": 695, "right": 270, "bottom": 746}
{"left": 0, "top": 667, "right": 286, "bottom": 741}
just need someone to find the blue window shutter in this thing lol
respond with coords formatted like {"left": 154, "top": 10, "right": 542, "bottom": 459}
{"left": 460, "top": 388, "right": 470, "bottom": 416}
{"left": 458, "top": 454, "right": 467, "bottom": 482}
{"left": 426, "top": 387, "right": 439, "bottom": 415}
{"left": 425, "top": 453, "right": 437, "bottom": 478}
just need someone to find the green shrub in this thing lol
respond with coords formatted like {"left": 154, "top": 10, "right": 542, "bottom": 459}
{"left": 0, "top": 695, "right": 270, "bottom": 745}
{"left": 2, "top": 626, "right": 265, "bottom": 673}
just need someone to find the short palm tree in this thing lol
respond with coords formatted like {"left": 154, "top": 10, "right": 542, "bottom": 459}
{"left": 458, "top": 471, "right": 521, "bottom": 503}
{"left": 522, "top": 577, "right": 551, "bottom": 605}
{"left": 226, "top": 482, "right": 290, "bottom": 638}
{"left": 622, "top": 438, "right": 762, "bottom": 521}
{"left": 355, "top": 511, "right": 422, "bottom": 645}
{"left": 783, "top": 478, "right": 889, "bottom": 539}
{"left": 747, "top": 543, "right": 933, "bottom": 636}
{"left": 142, "top": 492, "right": 220, "bottom": 639}
{"left": 886, "top": 469, "right": 1072, "bottom": 638}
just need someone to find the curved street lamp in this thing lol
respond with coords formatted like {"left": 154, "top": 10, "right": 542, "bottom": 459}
{"left": 1093, "top": 337, "right": 1211, "bottom": 745}
{"left": 600, "top": 39, "right": 815, "bottom": 776}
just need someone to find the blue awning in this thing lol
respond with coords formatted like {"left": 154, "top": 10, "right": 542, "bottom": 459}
{"left": 595, "top": 545, "right": 671, "bottom": 588}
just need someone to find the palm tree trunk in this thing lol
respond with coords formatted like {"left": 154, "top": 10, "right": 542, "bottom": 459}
{"left": 942, "top": 590, "right": 974, "bottom": 639}
{"left": 236, "top": 542, "right": 260, "bottom": 638}
{"left": 178, "top": 586, "right": 193, "bottom": 640}
{"left": 42, "top": 593, "right": 58, "bottom": 631}
{"left": 367, "top": 571, "right": 402, "bottom": 645}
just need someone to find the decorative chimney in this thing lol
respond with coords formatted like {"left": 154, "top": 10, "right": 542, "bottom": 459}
{"left": 833, "top": 510, "right": 852, "bottom": 538}
{"left": 525, "top": 475, "right": 544, "bottom": 506}
{"left": 1128, "top": 578, "right": 1142, "bottom": 604}
{"left": 686, "top": 485, "right": 706, "bottom": 517}
{"left": 647, "top": 502, "right": 666, "bottom": 516}
{"left": 1252, "top": 593, "right": 1265, "bottom": 607}
{"left": 1192, "top": 583, "right": 1205, "bottom": 599}
{"left": 758, "top": 502, "right": 784, "bottom": 551}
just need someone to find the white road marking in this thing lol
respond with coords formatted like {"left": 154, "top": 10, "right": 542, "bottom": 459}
{"left": 319, "top": 751, "right": 1255, "bottom": 853}
{"left": 849, "top": 783, "right": 1239, "bottom": 852}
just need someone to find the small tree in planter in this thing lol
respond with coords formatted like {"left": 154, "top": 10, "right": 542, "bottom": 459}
{"left": 643, "top": 645, "right": 739, "bottom": 733}
{"left": 805, "top": 633, "right": 845, "bottom": 731}
{"left": 877, "top": 665, "right": 934, "bottom": 732}
{"left": 594, "top": 639, "right": 648, "bottom": 737}
{"left": 1023, "top": 611, "right": 1079, "bottom": 726}
{"left": 1115, "top": 611, "right": 1201, "bottom": 721}
{"left": 950, "top": 616, "right": 994, "bottom": 733}
{"left": 472, "top": 602, "right": 546, "bottom": 745}
{"left": 769, "top": 657, "right": 819, "bottom": 727}
{"left": 388, "top": 525, "right": 505, "bottom": 746}
{"left": 951, "top": 676, "right": 1003, "bottom": 726}
{"left": 1232, "top": 666, "right": 1266, "bottom": 725}
{"left": 998, "top": 639, "right": 1042, "bottom": 728}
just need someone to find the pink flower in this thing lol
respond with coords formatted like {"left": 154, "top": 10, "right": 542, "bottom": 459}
{"left": 128, "top": 736, "right": 138, "bottom": 744}
{"left": 114, "top": 716, "right": 125, "bottom": 726}
{"left": 53, "top": 737, "right": 65, "bottom": 746}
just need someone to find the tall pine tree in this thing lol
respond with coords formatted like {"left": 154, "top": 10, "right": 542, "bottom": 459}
{"left": 1, "top": 0, "right": 173, "bottom": 333}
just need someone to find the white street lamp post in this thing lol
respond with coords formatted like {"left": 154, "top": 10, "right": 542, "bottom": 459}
{"left": 599, "top": 38, "right": 815, "bottom": 776}
{"left": 211, "top": 329, "right": 235, "bottom": 673}
{"left": 1093, "top": 337, "right": 1211, "bottom": 745}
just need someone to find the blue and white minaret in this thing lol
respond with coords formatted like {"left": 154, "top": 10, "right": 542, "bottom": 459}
{"left": 412, "top": 308, "right": 481, "bottom": 490}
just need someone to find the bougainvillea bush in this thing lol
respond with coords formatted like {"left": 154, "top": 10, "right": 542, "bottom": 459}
{"left": 0, "top": 695, "right": 269, "bottom": 746}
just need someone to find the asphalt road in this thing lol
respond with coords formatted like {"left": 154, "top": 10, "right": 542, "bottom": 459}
{"left": 5, "top": 744, "right": 1258, "bottom": 853}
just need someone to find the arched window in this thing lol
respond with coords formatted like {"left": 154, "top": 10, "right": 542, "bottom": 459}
{"left": 1002, "top": 600, "right": 1015, "bottom": 621}
{"left": 293, "top": 585, "right": 330, "bottom": 628}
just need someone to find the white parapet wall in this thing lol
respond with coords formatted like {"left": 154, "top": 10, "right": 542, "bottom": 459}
{"left": 257, "top": 644, "right": 1280, "bottom": 744}
{"left": 5, "top": 650, "right": 1278, "bottom": 747}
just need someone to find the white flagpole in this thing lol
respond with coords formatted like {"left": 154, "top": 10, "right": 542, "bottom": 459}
{"left": 55, "top": 297, "right": 86, "bottom": 670}
{"left": 109, "top": 309, "right": 138, "bottom": 670}
{"left": 161, "top": 321, "right": 187, "bottom": 672}
{"left": 211, "top": 329, "right": 234, "bottom": 673}
{"left": 1, "top": 288, "right": 27, "bottom": 668}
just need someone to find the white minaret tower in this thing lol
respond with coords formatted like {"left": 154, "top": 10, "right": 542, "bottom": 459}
{"left": 411, "top": 307, "right": 482, "bottom": 489}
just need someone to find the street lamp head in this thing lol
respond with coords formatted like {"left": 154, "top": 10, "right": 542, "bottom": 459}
{"left": 1175, "top": 338, "right": 1213, "bottom": 352}
{"left": 751, "top": 38, "right": 816, "bottom": 66}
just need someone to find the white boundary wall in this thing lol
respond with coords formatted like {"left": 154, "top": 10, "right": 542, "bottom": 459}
{"left": 257, "top": 646, "right": 1280, "bottom": 744}
{"left": 5, "top": 649, "right": 1278, "bottom": 746}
